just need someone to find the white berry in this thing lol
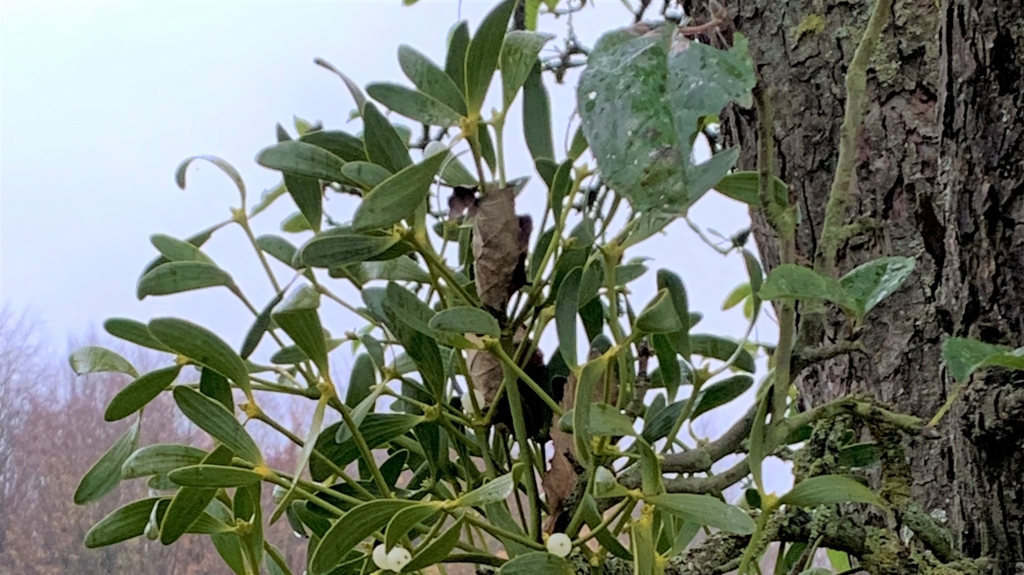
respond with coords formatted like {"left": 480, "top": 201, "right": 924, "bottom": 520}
{"left": 546, "top": 532, "right": 572, "bottom": 557}
{"left": 372, "top": 545, "right": 390, "bottom": 570}
{"left": 387, "top": 546, "right": 412, "bottom": 571}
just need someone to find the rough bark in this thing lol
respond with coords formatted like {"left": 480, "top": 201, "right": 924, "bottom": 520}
{"left": 690, "top": 0, "right": 1024, "bottom": 569}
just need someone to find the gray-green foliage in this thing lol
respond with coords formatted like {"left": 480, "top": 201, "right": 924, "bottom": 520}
{"left": 69, "top": 2, "right": 1012, "bottom": 575}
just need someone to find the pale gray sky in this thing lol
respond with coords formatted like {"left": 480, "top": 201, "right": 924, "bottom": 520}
{"left": 1, "top": 0, "right": 787, "bottom": 490}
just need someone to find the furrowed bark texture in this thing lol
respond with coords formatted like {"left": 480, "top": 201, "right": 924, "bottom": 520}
{"left": 687, "top": 0, "right": 1024, "bottom": 569}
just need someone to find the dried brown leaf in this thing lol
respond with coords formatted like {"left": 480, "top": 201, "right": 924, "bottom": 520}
{"left": 472, "top": 185, "right": 523, "bottom": 315}
{"left": 447, "top": 186, "right": 478, "bottom": 221}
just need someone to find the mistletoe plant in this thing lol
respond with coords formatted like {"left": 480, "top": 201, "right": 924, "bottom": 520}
{"left": 69, "top": 1, "right": 1022, "bottom": 574}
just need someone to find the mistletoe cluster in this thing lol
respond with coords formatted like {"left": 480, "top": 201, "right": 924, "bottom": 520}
{"left": 69, "top": 1, "right": 1017, "bottom": 574}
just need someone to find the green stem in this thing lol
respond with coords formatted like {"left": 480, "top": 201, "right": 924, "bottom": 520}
{"left": 412, "top": 236, "right": 478, "bottom": 306}
{"left": 564, "top": 470, "right": 596, "bottom": 537}
{"left": 499, "top": 360, "right": 542, "bottom": 540}
{"left": 252, "top": 411, "right": 375, "bottom": 501}
{"left": 463, "top": 514, "right": 545, "bottom": 551}
{"left": 337, "top": 401, "right": 393, "bottom": 497}
{"left": 493, "top": 114, "right": 507, "bottom": 187}
{"left": 816, "top": 0, "right": 893, "bottom": 276}
{"left": 572, "top": 497, "right": 631, "bottom": 546}
{"left": 237, "top": 218, "right": 282, "bottom": 293}
{"left": 315, "top": 284, "right": 379, "bottom": 324}
{"left": 486, "top": 341, "right": 564, "bottom": 417}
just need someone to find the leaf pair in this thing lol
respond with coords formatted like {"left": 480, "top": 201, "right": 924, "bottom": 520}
{"left": 578, "top": 25, "right": 755, "bottom": 216}
{"left": 758, "top": 257, "right": 916, "bottom": 319}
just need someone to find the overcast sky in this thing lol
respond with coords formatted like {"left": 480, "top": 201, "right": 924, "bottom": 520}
{"left": 1, "top": 0, "right": 787, "bottom": 490}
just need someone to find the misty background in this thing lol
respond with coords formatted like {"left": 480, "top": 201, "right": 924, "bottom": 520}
{"left": 0, "top": 1, "right": 787, "bottom": 573}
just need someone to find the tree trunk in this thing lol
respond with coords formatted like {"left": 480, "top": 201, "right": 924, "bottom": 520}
{"left": 694, "top": 0, "right": 1024, "bottom": 570}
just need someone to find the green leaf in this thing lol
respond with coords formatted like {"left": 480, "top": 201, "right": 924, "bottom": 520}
{"left": 631, "top": 512, "right": 656, "bottom": 575}
{"left": 559, "top": 403, "right": 636, "bottom": 437}
{"left": 499, "top": 552, "right": 574, "bottom": 575}
{"left": 652, "top": 334, "right": 681, "bottom": 398}
{"left": 272, "top": 285, "right": 329, "bottom": 373}
{"left": 500, "top": 31, "right": 554, "bottom": 108}
{"left": 665, "top": 33, "right": 754, "bottom": 173}
{"left": 641, "top": 399, "right": 686, "bottom": 443}
{"left": 580, "top": 494, "right": 632, "bottom": 559}
{"left": 175, "top": 155, "right": 246, "bottom": 203}
{"left": 84, "top": 497, "right": 161, "bottom": 548}
{"left": 121, "top": 444, "right": 208, "bottom": 479}
{"left": 713, "top": 170, "right": 788, "bottom": 208}
{"left": 429, "top": 306, "right": 500, "bottom": 338}
{"left": 579, "top": 26, "right": 753, "bottom": 214}
{"left": 352, "top": 151, "right": 448, "bottom": 231}
{"left": 690, "top": 374, "right": 753, "bottom": 419}
{"left": 173, "top": 387, "right": 263, "bottom": 464}
{"left": 780, "top": 475, "right": 887, "bottom": 510}
{"left": 104, "top": 318, "right": 171, "bottom": 352}
{"left": 75, "top": 419, "right": 140, "bottom": 505}
{"left": 362, "top": 102, "right": 412, "bottom": 174}
{"left": 457, "top": 469, "right": 516, "bottom": 508}
{"left": 402, "top": 517, "right": 464, "bottom": 572}
{"left": 342, "top": 161, "right": 392, "bottom": 190}
{"left": 568, "top": 125, "right": 589, "bottom": 161}
{"left": 464, "top": 0, "right": 515, "bottom": 114}
{"left": 749, "top": 389, "right": 770, "bottom": 493}
{"left": 346, "top": 353, "right": 376, "bottom": 407}
{"left": 310, "top": 499, "right": 421, "bottom": 575}
{"left": 827, "top": 548, "right": 853, "bottom": 572}
{"left": 445, "top": 21, "right": 471, "bottom": 94}
{"left": 398, "top": 45, "right": 467, "bottom": 116}
{"left": 637, "top": 289, "right": 683, "bottom": 334}
{"left": 69, "top": 346, "right": 139, "bottom": 378}
{"left": 839, "top": 256, "right": 916, "bottom": 318}
{"left": 302, "top": 233, "right": 402, "bottom": 269}
{"left": 646, "top": 493, "right": 755, "bottom": 534}
{"left": 385, "top": 282, "right": 438, "bottom": 337}
{"left": 573, "top": 355, "right": 609, "bottom": 467}
{"left": 556, "top": 267, "right": 583, "bottom": 369}
{"left": 284, "top": 174, "right": 323, "bottom": 232}
{"left": 281, "top": 211, "right": 312, "bottom": 233}
{"left": 150, "top": 233, "right": 215, "bottom": 264}
{"left": 637, "top": 439, "right": 663, "bottom": 496}
{"left": 150, "top": 317, "right": 252, "bottom": 397}
{"left": 425, "top": 141, "right": 477, "bottom": 187}
{"left": 385, "top": 503, "right": 440, "bottom": 550}
{"left": 105, "top": 365, "right": 181, "bottom": 422}
{"left": 361, "top": 255, "right": 432, "bottom": 284}
{"left": 249, "top": 182, "right": 287, "bottom": 218}
{"left": 301, "top": 130, "right": 367, "bottom": 162}
{"left": 722, "top": 282, "right": 752, "bottom": 311}
{"left": 313, "top": 58, "right": 367, "bottom": 114}
{"left": 549, "top": 160, "right": 573, "bottom": 223}
{"left": 309, "top": 414, "right": 424, "bottom": 482}
{"left": 522, "top": 63, "right": 554, "bottom": 162}
{"left": 657, "top": 269, "right": 691, "bottom": 359}
{"left": 256, "top": 140, "right": 348, "bottom": 182}
{"left": 137, "top": 261, "right": 235, "bottom": 299}
{"left": 160, "top": 445, "right": 233, "bottom": 544}
{"left": 367, "top": 82, "right": 462, "bottom": 127}
{"left": 269, "top": 338, "right": 345, "bottom": 365}
{"left": 690, "top": 334, "right": 756, "bottom": 373}
{"left": 759, "top": 264, "right": 857, "bottom": 312}
{"left": 212, "top": 533, "right": 247, "bottom": 575}
{"left": 256, "top": 233, "right": 299, "bottom": 268}
{"left": 240, "top": 290, "right": 286, "bottom": 359}
{"left": 941, "top": 337, "right": 1024, "bottom": 382}
{"left": 168, "top": 465, "right": 264, "bottom": 488}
